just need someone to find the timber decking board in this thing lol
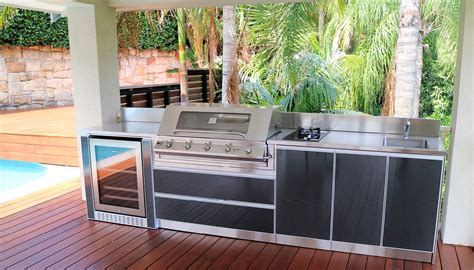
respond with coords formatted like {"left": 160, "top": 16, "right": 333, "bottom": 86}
{"left": 267, "top": 245, "right": 299, "bottom": 269}
{"left": 0, "top": 189, "right": 472, "bottom": 270}
{"left": 0, "top": 106, "right": 78, "bottom": 166}
{"left": 227, "top": 241, "right": 266, "bottom": 270}
{"left": 0, "top": 106, "right": 76, "bottom": 136}
{"left": 308, "top": 249, "right": 333, "bottom": 269}
{"left": 247, "top": 244, "right": 282, "bottom": 269}
{"left": 288, "top": 248, "right": 316, "bottom": 270}
{"left": 187, "top": 237, "right": 235, "bottom": 269}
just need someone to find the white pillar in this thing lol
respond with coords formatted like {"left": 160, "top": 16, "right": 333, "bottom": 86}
{"left": 66, "top": 1, "right": 120, "bottom": 130}
{"left": 65, "top": 1, "right": 120, "bottom": 199}
{"left": 441, "top": 0, "right": 474, "bottom": 247}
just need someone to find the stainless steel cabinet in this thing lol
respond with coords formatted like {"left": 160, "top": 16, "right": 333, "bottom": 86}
{"left": 333, "top": 154, "right": 386, "bottom": 245}
{"left": 276, "top": 148, "right": 333, "bottom": 240}
{"left": 383, "top": 157, "right": 443, "bottom": 252}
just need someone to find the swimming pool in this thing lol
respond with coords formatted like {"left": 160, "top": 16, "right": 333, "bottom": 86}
{"left": 0, "top": 159, "right": 79, "bottom": 203}
{"left": 0, "top": 160, "right": 48, "bottom": 192}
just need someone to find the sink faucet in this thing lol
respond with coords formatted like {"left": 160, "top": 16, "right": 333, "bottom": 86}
{"left": 403, "top": 119, "right": 411, "bottom": 139}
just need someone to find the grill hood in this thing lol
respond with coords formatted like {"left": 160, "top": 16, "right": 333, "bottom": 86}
{"left": 158, "top": 103, "right": 279, "bottom": 141}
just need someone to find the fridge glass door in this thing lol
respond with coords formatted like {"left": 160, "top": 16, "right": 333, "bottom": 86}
{"left": 90, "top": 138, "right": 145, "bottom": 217}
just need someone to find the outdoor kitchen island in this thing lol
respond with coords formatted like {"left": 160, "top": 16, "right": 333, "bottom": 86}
{"left": 81, "top": 104, "right": 446, "bottom": 264}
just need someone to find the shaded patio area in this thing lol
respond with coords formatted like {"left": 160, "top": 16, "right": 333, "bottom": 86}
{"left": 1, "top": 189, "right": 471, "bottom": 270}
{"left": 0, "top": 106, "right": 78, "bottom": 166}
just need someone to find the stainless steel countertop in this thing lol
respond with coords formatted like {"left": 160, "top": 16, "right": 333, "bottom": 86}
{"left": 268, "top": 129, "right": 446, "bottom": 156}
{"left": 82, "top": 122, "right": 160, "bottom": 138}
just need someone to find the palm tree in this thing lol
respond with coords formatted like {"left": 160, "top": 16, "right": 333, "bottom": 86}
{"left": 185, "top": 8, "right": 209, "bottom": 68}
{"left": 392, "top": 0, "right": 423, "bottom": 118}
{"left": 177, "top": 9, "right": 188, "bottom": 102}
{"left": 207, "top": 7, "right": 219, "bottom": 103}
{"left": 243, "top": 1, "right": 399, "bottom": 114}
{"left": 241, "top": 52, "right": 338, "bottom": 112}
{"left": 222, "top": 6, "right": 238, "bottom": 104}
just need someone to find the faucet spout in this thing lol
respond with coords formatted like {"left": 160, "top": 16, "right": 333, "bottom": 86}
{"left": 403, "top": 120, "right": 411, "bottom": 139}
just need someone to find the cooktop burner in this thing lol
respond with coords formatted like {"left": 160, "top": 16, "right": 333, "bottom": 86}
{"left": 284, "top": 127, "right": 329, "bottom": 142}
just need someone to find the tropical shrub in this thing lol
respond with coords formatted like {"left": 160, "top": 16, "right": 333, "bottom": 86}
{"left": 0, "top": 10, "right": 69, "bottom": 48}
{"left": 0, "top": 9, "right": 178, "bottom": 50}
{"left": 241, "top": 52, "right": 338, "bottom": 112}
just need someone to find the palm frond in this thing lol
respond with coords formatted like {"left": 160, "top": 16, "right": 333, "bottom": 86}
{"left": 0, "top": 7, "right": 17, "bottom": 30}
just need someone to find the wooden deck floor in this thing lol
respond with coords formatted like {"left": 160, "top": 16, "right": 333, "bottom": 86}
{"left": 1, "top": 189, "right": 472, "bottom": 270}
{"left": 0, "top": 106, "right": 78, "bottom": 166}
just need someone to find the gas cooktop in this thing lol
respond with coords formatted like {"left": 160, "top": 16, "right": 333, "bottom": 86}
{"left": 283, "top": 127, "right": 329, "bottom": 142}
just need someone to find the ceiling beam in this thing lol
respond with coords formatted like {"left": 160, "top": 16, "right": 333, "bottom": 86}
{"left": 107, "top": 0, "right": 307, "bottom": 11}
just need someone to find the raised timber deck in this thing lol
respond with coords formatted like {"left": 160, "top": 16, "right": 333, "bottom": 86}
{"left": 0, "top": 189, "right": 472, "bottom": 269}
{"left": 0, "top": 106, "right": 78, "bottom": 166}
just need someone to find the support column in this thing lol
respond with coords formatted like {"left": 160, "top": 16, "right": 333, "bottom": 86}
{"left": 441, "top": 0, "right": 474, "bottom": 247}
{"left": 66, "top": 1, "right": 120, "bottom": 130}
{"left": 65, "top": 1, "right": 120, "bottom": 198}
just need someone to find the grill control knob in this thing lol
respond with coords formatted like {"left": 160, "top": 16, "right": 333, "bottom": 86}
{"left": 203, "top": 142, "right": 211, "bottom": 151}
{"left": 224, "top": 144, "right": 232, "bottom": 153}
{"left": 165, "top": 141, "right": 172, "bottom": 148}
{"left": 245, "top": 148, "right": 253, "bottom": 155}
{"left": 184, "top": 141, "right": 192, "bottom": 150}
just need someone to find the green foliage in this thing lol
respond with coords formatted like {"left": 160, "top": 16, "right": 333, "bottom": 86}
{"left": 0, "top": 9, "right": 69, "bottom": 48}
{"left": 241, "top": 52, "right": 338, "bottom": 113}
{"left": 241, "top": 0, "right": 458, "bottom": 118}
{"left": 139, "top": 12, "right": 178, "bottom": 51}
{"left": 420, "top": 0, "right": 460, "bottom": 127}
{"left": 0, "top": 7, "right": 18, "bottom": 30}
{"left": 0, "top": 9, "right": 178, "bottom": 50}
{"left": 243, "top": 0, "right": 399, "bottom": 115}
{"left": 420, "top": 34, "right": 454, "bottom": 125}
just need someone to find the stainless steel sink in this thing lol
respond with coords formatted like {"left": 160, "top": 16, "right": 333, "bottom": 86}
{"left": 383, "top": 137, "right": 429, "bottom": 149}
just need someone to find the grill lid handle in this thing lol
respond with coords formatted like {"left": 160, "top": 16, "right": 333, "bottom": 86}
{"left": 173, "top": 129, "right": 247, "bottom": 139}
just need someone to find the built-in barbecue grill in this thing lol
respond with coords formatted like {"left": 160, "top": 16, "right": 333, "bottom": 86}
{"left": 154, "top": 104, "right": 280, "bottom": 176}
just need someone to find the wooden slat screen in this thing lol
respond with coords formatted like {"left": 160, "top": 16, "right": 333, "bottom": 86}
{"left": 120, "top": 69, "right": 210, "bottom": 108}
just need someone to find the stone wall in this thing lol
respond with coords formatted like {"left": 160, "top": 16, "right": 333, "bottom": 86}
{"left": 0, "top": 45, "right": 180, "bottom": 110}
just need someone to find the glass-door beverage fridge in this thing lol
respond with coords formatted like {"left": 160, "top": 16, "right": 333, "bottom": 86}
{"left": 81, "top": 136, "right": 156, "bottom": 228}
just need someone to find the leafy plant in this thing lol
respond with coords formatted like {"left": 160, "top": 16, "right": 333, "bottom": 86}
{"left": 241, "top": 52, "right": 338, "bottom": 113}
{"left": 0, "top": 9, "right": 178, "bottom": 50}
{"left": 0, "top": 7, "right": 17, "bottom": 30}
{"left": 0, "top": 9, "right": 69, "bottom": 48}
{"left": 242, "top": 0, "right": 399, "bottom": 115}
{"left": 138, "top": 12, "right": 178, "bottom": 51}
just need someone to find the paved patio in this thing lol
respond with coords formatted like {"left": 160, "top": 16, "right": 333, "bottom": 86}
{"left": 0, "top": 189, "right": 472, "bottom": 270}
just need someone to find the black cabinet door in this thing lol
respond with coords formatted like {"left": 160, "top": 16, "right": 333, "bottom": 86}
{"left": 156, "top": 197, "right": 274, "bottom": 233}
{"left": 383, "top": 157, "right": 443, "bottom": 252}
{"left": 154, "top": 170, "right": 274, "bottom": 204}
{"left": 276, "top": 149, "right": 333, "bottom": 239}
{"left": 333, "top": 154, "right": 386, "bottom": 245}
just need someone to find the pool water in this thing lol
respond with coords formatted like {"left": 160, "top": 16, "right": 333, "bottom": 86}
{"left": 0, "top": 159, "right": 79, "bottom": 203}
{"left": 0, "top": 160, "right": 47, "bottom": 192}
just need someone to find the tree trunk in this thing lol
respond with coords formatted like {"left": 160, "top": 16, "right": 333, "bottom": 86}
{"left": 222, "top": 6, "right": 238, "bottom": 104}
{"left": 177, "top": 9, "right": 188, "bottom": 102}
{"left": 194, "top": 34, "right": 204, "bottom": 68}
{"left": 207, "top": 7, "right": 218, "bottom": 103}
{"left": 393, "top": 0, "right": 423, "bottom": 117}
